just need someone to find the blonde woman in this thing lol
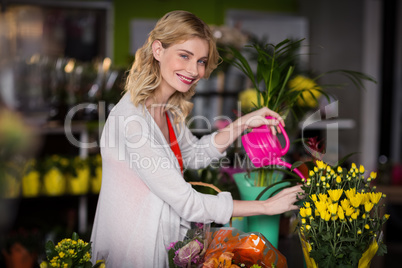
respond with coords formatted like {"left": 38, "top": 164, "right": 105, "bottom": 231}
{"left": 90, "top": 10, "right": 302, "bottom": 267}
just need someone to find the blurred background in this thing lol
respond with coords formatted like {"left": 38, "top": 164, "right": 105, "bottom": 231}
{"left": 0, "top": 0, "right": 401, "bottom": 267}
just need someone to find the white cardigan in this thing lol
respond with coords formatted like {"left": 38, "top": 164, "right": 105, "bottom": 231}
{"left": 90, "top": 93, "right": 233, "bottom": 267}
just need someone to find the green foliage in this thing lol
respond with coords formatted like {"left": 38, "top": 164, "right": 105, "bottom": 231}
{"left": 223, "top": 38, "right": 376, "bottom": 118}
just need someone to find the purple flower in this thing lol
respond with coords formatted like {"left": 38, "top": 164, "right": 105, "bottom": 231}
{"left": 194, "top": 222, "right": 204, "bottom": 229}
{"left": 173, "top": 240, "right": 202, "bottom": 267}
{"left": 166, "top": 241, "right": 178, "bottom": 251}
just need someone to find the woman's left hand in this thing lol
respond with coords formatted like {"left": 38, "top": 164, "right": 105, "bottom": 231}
{"left": 236, "top": 107, "right": 285, "bottom": 135}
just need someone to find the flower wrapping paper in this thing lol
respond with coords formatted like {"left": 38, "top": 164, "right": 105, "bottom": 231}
{"left": 203, "top": 227, "right": 287, "bottom": 268}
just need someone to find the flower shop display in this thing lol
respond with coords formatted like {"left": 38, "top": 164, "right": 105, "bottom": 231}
{"left": 297, "top": 160, "right": 389, "bottom": 267}
{"left": 18, "top": 154, "right": 103, "bottom": 198}
{"left": 40, "top": 232, "right": 105, "bottom": 268}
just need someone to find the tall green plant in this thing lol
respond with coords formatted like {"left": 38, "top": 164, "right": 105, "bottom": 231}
{"left": 223, "top": 38, "right": 376, "bottom": 188}
{"left": 223, "top": 39, "right": 376, "bottom": 116}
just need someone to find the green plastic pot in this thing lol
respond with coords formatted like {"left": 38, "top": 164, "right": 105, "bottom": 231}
{"left": 233, "top": 171, "right": 289, "bottom": 248}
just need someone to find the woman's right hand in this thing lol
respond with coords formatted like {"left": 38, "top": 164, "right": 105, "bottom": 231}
{"left": 260, "top": 184, "right": 303, "bottom": 215}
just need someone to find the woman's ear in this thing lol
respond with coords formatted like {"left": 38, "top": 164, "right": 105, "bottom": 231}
{"left": 152, "top": 40, "right": 163, "bottom": 61}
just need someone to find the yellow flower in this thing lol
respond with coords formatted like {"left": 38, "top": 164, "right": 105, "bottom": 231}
{"left": 306, "top": 225, "right": 311, "bottom": 230}
{"left": 337, "top": 166, "right": 343, "bottom": 174}
{"left": 345, "top": 188, "right": 356, "bottom": 199}
{"left": 341, "top": 199, "right": 350, "bottom": 210}
{"left": 315, "top": 201, "right": 327, "bottom": 216}
{"left": 357, "top": 229, "right": 362, "bottom": 235}
{"left": 304, "top": 202, "right": 311, "bottom": 208}
{"left": 309, "top": 170, "right": 315, "bottom": 177}
{"left": 351, "top": 211, "right": 359, "bottom": 220}
{"left": 320, "top": 176, "right": 326, "bottom": 182}
{"left": 349, "top": 193, "right": 364, "bottom": 208}
{"left": 325, "top": 210, "right": 331, "bottom": 221}
{"left": 336, "top": 176, "right": 342, "bottom": 183}
{"left": 318, "top": 193, "right": 328, "bottom": 203}
{"left": 328, "top": 189, "right": 343, "bottom": 202}
{"left": 370, "top": 171, "right": 377, "bottom": 179}
{"left": 326, "top": 166, "right": 332, "bottom": 173}
{"left": 316, "top": 160, "right": 327, "bottom": 170}
{"left": 289, "top": 75, "right": 321, "bottom": 108}
{"left": 306, "top": 207, "right": 312, "bottom": 217}
{"left": 365, "top": 224, "right": 370, "bottom": 229}
{"left": 384, "top": 214, "right": 390, "bottom": 220}
{"left": 359, "top": 165, "right": 365, "bottom": 174}
{"left": 345, "top": 206, "right": 354, "bottom": 217}
{"left": 328, "top": 203, "right": 338, "bottom": 216}
{"left": 239, "top": 88, "right": 263, "bottom": 111}
{"left": 368, "top": 192, "right": 382, "bottom": 204}
{"left": 300, "top": 207, "right": 307, "bottom": 218}
{"left": 311, "top": 194, "right": 318, "bottom": 202}
{"left": 59, "top": 252, "right": 65, "bottom": 258}
{"left": 337, "top": 206, "right": 345, "bottom": 220}
{"left": 351, "top": 163, "right": 357, "bottom": 170}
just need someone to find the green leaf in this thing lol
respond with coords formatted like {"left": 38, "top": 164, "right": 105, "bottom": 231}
{"left": 321, "top": 232, "right": 332, "bottom": 241}
{"left": 377, "top": 243, "right": 387, "bottom": 256}
{"left": 334, "top": 152, "right": 360, "bottom": 167}
{"left": 45, "top": 241, "right": 57, "bottom": 259}
{"left": 255, "top": 178, "right": 300, "bottom": 200}
{"left": 291, "top": 161, "right": 305, "bottom": 169}
{"left": 72, "top": 232, "right": 79, "bottom": 241}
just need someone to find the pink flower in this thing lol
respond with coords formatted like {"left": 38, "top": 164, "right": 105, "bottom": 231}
{"left": 166, "top": 241, "right": 178, "bottom": 250}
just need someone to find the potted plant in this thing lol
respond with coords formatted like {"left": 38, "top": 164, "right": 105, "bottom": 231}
{"left": 40, "top": 232, "right": 105, "bottom": 268}
{"left": 297, "top": 160, "right": 388, "bottom": 267}
{"left": 223, "top": 38, "right": 376, "bottom": 247}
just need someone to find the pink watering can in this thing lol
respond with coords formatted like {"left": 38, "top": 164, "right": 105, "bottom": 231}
{"left": 242, "top": 116, "right": 305, "bottom": 181}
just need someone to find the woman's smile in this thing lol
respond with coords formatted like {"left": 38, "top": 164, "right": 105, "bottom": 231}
{"left": 177, "top": 73, "right": 195, "bottom": 85}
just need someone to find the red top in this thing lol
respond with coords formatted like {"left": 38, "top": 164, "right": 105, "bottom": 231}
{"left": 166, "top": 112, "right": 184, "bottom": 174}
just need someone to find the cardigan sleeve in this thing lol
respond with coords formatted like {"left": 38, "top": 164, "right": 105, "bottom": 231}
{"left": 176, "top": 123, "right": 227, "bottom": 169}
{"left": 123, "top": 118, "right": 233, "bottom": 225}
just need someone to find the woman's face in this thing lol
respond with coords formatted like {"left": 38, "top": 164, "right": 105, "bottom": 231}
{"left": 153, "top": 37, "right": 209, "bottom": 96}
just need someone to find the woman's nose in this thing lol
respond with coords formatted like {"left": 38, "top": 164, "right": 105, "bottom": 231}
{"left": 186, "top": 61, "right": 198, "bottom": 77}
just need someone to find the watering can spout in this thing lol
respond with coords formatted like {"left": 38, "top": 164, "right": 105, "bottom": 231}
{"left": 279, "top": 161, "right": 306, "bottom": 181}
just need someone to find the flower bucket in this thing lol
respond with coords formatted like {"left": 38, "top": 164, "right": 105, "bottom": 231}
{"left": 43, "top": 167, "right": 66, "bottom": 196}
{"left": 68, "top": 167, "right": 90, "bottom": 195}
{"left": 22, "top": 170, "right": 41, "bottom": 198}
{"left": 233, "top": 171, "right": 289, "bottom": 248}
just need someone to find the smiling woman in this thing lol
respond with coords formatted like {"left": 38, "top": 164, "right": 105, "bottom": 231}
{"left": 90, "top": 10, "right": 302, "bottom": 267}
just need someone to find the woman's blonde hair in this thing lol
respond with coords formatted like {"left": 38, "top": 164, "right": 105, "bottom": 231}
{"left": 125, "top": 10, "right": 219, "bottom": 124}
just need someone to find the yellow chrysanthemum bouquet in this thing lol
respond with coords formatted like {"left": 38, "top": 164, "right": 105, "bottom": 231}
{"left": 298, "top": 160, "right": 389, "bottom": 268}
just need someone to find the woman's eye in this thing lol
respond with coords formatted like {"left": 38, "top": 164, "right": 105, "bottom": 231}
{"left": 180, "top": 54, "right": 189, "bottom": 59}
{"left": 198, "top": 59, "right": 207, "bottom": 65}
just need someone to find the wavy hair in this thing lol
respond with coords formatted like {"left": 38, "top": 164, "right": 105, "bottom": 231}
{"left": 125, "top": 10, "right": 219, "bottom": 124}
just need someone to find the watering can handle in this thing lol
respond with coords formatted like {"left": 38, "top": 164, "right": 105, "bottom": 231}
{"left": 266, "top": 116, "right": 289, "bottom": 155}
